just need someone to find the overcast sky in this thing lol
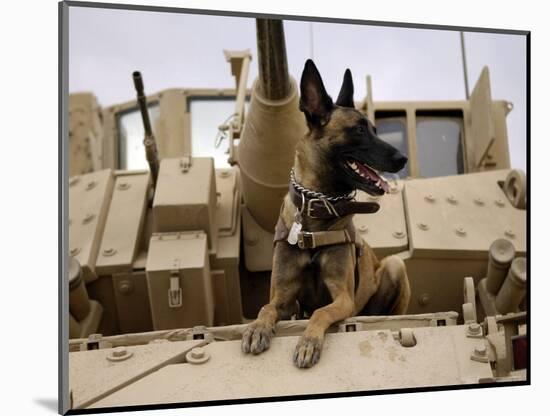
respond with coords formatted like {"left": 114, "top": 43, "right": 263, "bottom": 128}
{"left": 69, "top": 7, "right": 526, "bottom": 171}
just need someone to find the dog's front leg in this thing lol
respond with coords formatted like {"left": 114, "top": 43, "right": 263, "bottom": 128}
{"left": 241, "top": 242, "right": 309, "bottom": 355}
{"left": 294, "top": 245, "right": 355, "bottom": 368}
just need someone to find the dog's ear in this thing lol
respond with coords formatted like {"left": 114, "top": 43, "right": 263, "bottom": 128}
{"left": 335, "top": 69, "right": 354, "bottom": 108}
{"left": 299, "top": 59, "right": 333, "bottom": 126}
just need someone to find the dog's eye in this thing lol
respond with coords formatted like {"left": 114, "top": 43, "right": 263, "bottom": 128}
{"left": 355, "top": 125, "right": 366, "bottom": 134}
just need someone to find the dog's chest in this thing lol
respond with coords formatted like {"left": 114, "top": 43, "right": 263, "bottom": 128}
{"left": 297, "top": 258, "right": 333, "bottom": 316}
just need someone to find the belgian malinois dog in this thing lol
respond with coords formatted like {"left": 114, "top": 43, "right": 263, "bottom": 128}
{"left": 241, "top": 59, "right": 411, "bottom": 368}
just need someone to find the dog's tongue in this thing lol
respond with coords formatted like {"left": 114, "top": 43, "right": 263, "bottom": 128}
{"left": 356, "top": 162, "right": 390, "bottom": 192}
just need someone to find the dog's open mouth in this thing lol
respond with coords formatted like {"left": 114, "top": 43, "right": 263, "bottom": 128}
{"left": 346, "top": 159, "right": 390, "bottom": 194}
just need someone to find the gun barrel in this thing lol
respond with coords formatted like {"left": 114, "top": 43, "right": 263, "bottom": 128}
{"left": 256, "top": 19, "right": 290, "bottom": 100}
{"left": 133, "top": 71, "right": 153, "bottom": 137}
{"left": 132, "top": 71, "right": 159, "bottom": 185}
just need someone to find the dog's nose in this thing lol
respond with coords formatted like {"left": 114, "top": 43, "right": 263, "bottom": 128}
{"left": 393, "top": 153, "right": 408, "bottom": 170}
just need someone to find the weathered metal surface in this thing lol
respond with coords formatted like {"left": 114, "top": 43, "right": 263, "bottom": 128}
{"left": 468, "top": 66, "right": 495, "bottom": 170}
{"left": 95, "top": 171, "right": 150, "bottom": 275}
{"left": 90, "top": 325, "right": 493, "bottom": 408}
{"left": 69, "top": 169, "right": 114, "bottom": 282}
{"left": 146, "top": 231, "right": 213, "bottom": 330}
{"left": 69, "top": 93, "right": 104, "bottom": 175}
{"left": 153, "top": 157, "right": 218, "bottom": 252}
{"left": 215, "top": 168, "right": 239, "bottom": 236}
{"left": 353, "top": 182, "right": 408, "bottom": 257}
{"left": 112, "top": 271, "right": 153, "bottom": 334}
{"left": 69, "top": 339, "right": 205, "bottom": 409}
{"left": 404, "top": 169, "right": 526, "bottom": 259}
{"left": 211, "top": 215, "right": 243, "bottom": 325}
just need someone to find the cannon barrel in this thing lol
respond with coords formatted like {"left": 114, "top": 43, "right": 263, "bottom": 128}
{"left": 132, "top": 71, "right": 159, "bottom": 185}
{"left": 256, "top": 19, "right": 291, "bottom": 100}
{"left": 237, "top": 19, "right": 306, "bottom": 233}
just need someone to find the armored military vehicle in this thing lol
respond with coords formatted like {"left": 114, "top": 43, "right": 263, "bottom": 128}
{"left": 66, "top": 18, "right": 527, "bottom": 411}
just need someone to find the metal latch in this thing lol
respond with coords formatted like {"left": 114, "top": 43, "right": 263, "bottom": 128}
{"left": 179, "top": 156, "right": 192, "bottom": 173}
{"left": 168, "top": 273, "right": 183, "bottom": 308}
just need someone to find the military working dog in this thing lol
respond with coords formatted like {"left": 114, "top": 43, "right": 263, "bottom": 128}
{"left": 241, "top": 59, "right": 411, "bottom": 368}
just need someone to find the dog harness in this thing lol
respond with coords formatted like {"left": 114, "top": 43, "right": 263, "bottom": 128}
{"left": 274, "top": 169, "right": 381, "bottom": 250}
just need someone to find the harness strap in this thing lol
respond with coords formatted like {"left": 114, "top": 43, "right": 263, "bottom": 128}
{"left": 296, "top": 229, "right": 352, "bottom": 249}
{"left": 289, "top": 183, "right": 380, "bottom": 219}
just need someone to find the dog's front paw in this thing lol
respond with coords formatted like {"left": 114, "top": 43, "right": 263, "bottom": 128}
{"left": 293, "top": 336, "right": 322, "bottom": 368}
{"left": 241, "top": 321, "right": 275, "bottom": 355}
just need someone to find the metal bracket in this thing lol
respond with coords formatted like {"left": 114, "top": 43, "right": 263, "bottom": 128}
{"left": 179, "top": 156, "right": 192, "bottom": 173}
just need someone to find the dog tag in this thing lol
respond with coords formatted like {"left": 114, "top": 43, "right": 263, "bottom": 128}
{"left": 287, "top": 221, "right": 302, "bottom": 245}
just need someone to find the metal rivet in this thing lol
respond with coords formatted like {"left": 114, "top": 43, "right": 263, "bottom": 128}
{"left": 455, "top": 227, "right": 467, "bottom": 236}
{"left": 118, "top": 280, "right": 133, "bottom": 295}
{"left": 418, "top": 293, "right": 430, "bottom": 306}
{"left": 117, "top": 182, "right": 131, "bottom": 190}
{"left": 82, "top": 213, "right": 95, "bottom": 224}
{"left": 424, "top": 194, "right": 435, "bottom": 203}
{"left": 495, "top": 199, "right": 505, "bottom": 207}
{"left": 417, "top": 222, "right": 429, "bottom": 231}
{"left": 218, "top": 170, "right": 231, "bottom": 178}
{"left": 245, "top": 234, "right": 258, "bottom": 246}
{"left": 447, "top": 195, "right": 458, "bottom": 204}
{"left": 85, "top": 181, "right": 97, "bottom": 191}
{"left": 504, "top": 229, "right": 515, "bottom": 238}
{"left": 392, "top": 230, "right": 405, "bottom": 239}
{"left": 358, "top": 225, "right": 368, "bottom": 234}
{"left": 102, "top": 247, "right": 117, "bottom": 257}
{"left": 474, "top": 198, "right": 485, "bottom": 206}
{"left": 69, "top": 177, "right": 80, "bottom": 187}
{"left": 474, "top": 344, "right": 487, "bottom": 357}
{"left": 69, "top": 247, "right": 80, "bottom": 256}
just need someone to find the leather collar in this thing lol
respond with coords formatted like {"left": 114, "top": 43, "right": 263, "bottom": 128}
{"left": 289, "top": 182, "right": 380, "bottom": 219}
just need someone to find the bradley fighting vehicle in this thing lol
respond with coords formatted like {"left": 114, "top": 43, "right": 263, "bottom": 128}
{"left": 66, "top": 19, "right": 527, "bottom": 410}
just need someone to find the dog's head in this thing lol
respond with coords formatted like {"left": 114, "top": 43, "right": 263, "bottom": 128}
{"left": 298, "top": 59, "right": 407, "bottom": 196}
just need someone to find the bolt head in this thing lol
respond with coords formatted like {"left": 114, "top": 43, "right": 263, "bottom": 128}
{"left": 359, "top": 225, "right": 368, "bottom": 234}
{"left": 118, "top": 280, "right": 133, "bottom": 294}
{"left": 418, "top": 293, "right": 430, "bottom": 306}
{"left": 474, "top": 198, "right": 485, "bottom": 206}
{"left": 418, "top": 222, "right": 429, "bottom": 231}
{"left": 85, "top": 181, "right": 97, "bottom": 191}
{"left": 83, "top": 213, "right": 95, "bottom": 224}
{"left": 468, "top": 323, "right": 481, "bottom": 334}
{"left": 447, "top": 195, "right": 458, "bottom": 204}
{"left": 495, "top": 199, "right": 505, "bottom": 207}
{"left": 112, "top": 347, "right": 127, "bottom": 357}
{"left": 191, "top": 347, "right": 205, "bottom": 359}
{"left": 475, "top": 344, "right": 487, "bottom": 356}
{"left": 102, "top": 247, "right": 117, "bottom": 256}
{"left": 455, "top": 227, "right": 466, "bottom": 236}
{"left": 505, "top": 229, "right": 516, "bottom": 238}
{"left": 424, "top": 194, "right": 435, "bottom": 202}
{"left": 393, "top": 230, "right": 405, "bottom": 239}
